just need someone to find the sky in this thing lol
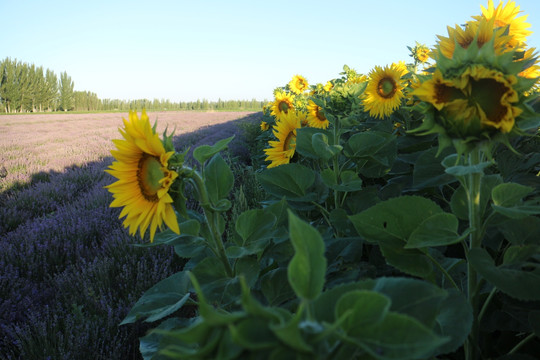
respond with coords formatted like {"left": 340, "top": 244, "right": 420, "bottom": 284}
{"left": 1, "top": 0, "right": 540, "bottom": 102}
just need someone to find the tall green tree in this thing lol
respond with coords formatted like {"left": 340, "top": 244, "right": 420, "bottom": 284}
{"left": 44, "top": 69, "right": 58, "bottom": 111}
{"left": 59, "top": 71, "right": 74, "bottom": 111}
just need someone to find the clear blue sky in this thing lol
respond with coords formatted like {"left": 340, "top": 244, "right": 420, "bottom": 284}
{"left": 1, "top": 0, "right": 539, "bottom": 102}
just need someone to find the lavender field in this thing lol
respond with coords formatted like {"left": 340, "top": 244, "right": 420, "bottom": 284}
{"left": 0, "top": 111, "right": 262, "bottom": 359}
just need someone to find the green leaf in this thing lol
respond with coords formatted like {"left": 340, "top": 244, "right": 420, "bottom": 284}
{"left": 257, "top": 163, "right": 316, "bottom": 199}
{"left": 261, "top": 268, "right": 296, "bottom": 306}
{"left": 469, "top": 248, "right": 540, "bottom": 301}
{"left": 139, "top": 318, "right": 186, "bottom": 360}
{"left": 312, "top": 132, "right": 342, "bottom": 160}
{"left": 497, "top": 216, "right": 540, "bottom": 245}
{"left": 188, "top": 272, "right": 245, "bottom": 326}
{"left": 361, "top": 277, "right": 448, "bottom": 328}
{"left": 205, "top": 153, "right": 234, "bottom": 205}
{"left": 229, "top": 317, "right": 279, "bottom": 350}
{"left": 336, "top": 290, "right": 391, "bottom": 335}
{"left": 344, "top": 131, "right": 397, "bottom": 178}
{"left": 380, "top": 241, "right": 434, "bottom": 278}
{"left": 492, "top": 203, "right": 540, "bottom": 219}
{"left": 193, "top": 135, "right": 234, "bottom": 164}
{"left": 443, "top": 159, "right": 493, "bottom": 177}
{"left": 529, "top": 311, "right": 540, "bottom": 337}
{"left": 349, "top": 195, "right": 444, "bottom": 243}
{"left": 406, "top": 213, "right": 470, "bottom": 249}
{"left": 450, "top": 185, "right": 469, "bottom": 220}
{"left": 296, "top": 127, "right": 332, "bottom": 159}
{"left": 120, "top": 271, "right": 192, "bottom": 325}
{"left": 492, "top": 183, "right": 534, "bottom": 207}
{"left": 287, "top": 211, "right": 327, "bottom": 300}
{"left": 270, "top": 307, "right": 314, "bottom": 353}
{"left": 235, "top": 209, "right": 276, "bottom": 246}
{"left": 412, "top": 147, "right": 456, "bottom": 189}
{"left": 349, "top": 312, "right": 449, "bottom": 360}
{"left": 433, "top": 289, "right": 472, "bottom": 355}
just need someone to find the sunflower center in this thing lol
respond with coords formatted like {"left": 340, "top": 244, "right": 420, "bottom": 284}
{"left": 137, "top": 154, "right": 164, "bottom": 202}
{"left": 279, "top": 101, "right": 290, "bottom": 113}
{"left": 377, "top": 78, "right": 397, "bottom": 98}
{"left": 470, "top": 78, "right": 509, "bottom": 125}
{"left": 315, "top": 107, "right": 326, "bottom": 121}
{"left": 282, "top": 131, "right": 296, "bottom": 153}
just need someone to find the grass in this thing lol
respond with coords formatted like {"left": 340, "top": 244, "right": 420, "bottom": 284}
{"left": 0, "top": 111, "right": 263, "bottom": 359}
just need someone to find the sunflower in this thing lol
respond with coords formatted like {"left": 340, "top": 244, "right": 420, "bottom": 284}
{"left": 474, "top": 0, "right": 532, "bottom": 49}
{"left": 307, "top": 100, "right": 329, "bottom": 129}
{"left": 459, "top": 65, "right": 522, "bottom": 133}
{"left": 271, "top": 91, "right": 295, "bottom": 122}
{"left": 414, "top": 66, "right": 521, "bottom": 137}
{"left": 324, "top": 81, "right": 334, "bottom": 92}
{"left": 264, "top": 111, "right": 301, "bottom": 168}
{"left": 411, "top": 43, "right": 431, "bottom": 63}
{"left": 436, "top": 18, "right": 513, "bottom": 59}
{"left": 362, "top": 63, "right": 408, "bottom": 119}
{"left": 105, "top": 110, "right": 180, "bottom": 241}
{"left": 518, "top": 47, "right": 540, "bottom": 80}
{"left": 412, "top": 70, "right": 467, "bottom": 110}
{"left": 260, "top": 121, "right": 270, "bottom": 131}
{"left": 289, "top": 75, "right": 309, "bottom": 94}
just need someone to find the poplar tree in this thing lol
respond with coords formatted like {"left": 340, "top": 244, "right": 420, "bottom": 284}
{"left": 59, "top": 71, "right": 74, "bottom": 111}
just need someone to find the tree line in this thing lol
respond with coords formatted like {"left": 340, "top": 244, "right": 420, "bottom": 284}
{"left": 0, "top": 57, "right": 265, "bottom": 113}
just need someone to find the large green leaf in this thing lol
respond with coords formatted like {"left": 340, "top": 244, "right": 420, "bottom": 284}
{"left": 205, "top": 153, "right": 234, "bottom": 205}
{"left": 497, "top": 216, "right": 540, "bottom": 245}
{"left": 296, "top": 127, "right": 332, "bottom": 159}
{"left": 360, "top": 277, "right": 448, "bottom": 328}
{"left": 257, "top": 163, "right": 316, "bottom": 199}
{"left": 432, "top": 289, "right": 472, "bottom": 355}
{"left": 492, "top": 183, "right": 535, "bottom": 207}
{"left": 335, "top": 290, "right": 391, "bottom": 336}
{"left": 261, "top": 268, "right": 296, "bottom": 306}
{"left": 469, "top": 248, "right": 540, "bottom": 301}
{"left": 405, "top": 213, "right": 470, "bottom": 249}
{"left": 312, "top": 132, "right": 342, "bottom": 161}
{"left": 193, "top": 135, "right": 234, "bottom": 164}
{"left": 349, "top": 196, "right": 444, "bottom": 243}
{"left": 229, "top": 317, "right": 279, "bottom": 350}
{"left": 349, "top": 312, "right": 449, "bottom": 360}
{"left": 235, "top": 209, "right": 276, "bottom": 246}
{"left": 120, "top": 271, "right": 192, "bottom": 325}
{"left": 379, "top": 241, "right": 434, "bottom": 279}
{"left": 344, "top": 131, "right": 397, "bottom": 178}
{"left": 412, "top": 147, "right": 455, "bottom": 189}
{"left": 287, "top": 211, "right": 327, "bottom": 300}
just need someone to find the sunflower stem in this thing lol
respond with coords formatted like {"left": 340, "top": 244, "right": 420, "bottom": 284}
{"left": 465, "top": 148, "right": 484, "bottom": 360}
{"left": 188, "top": 169, "right": 234, "bottom": 278}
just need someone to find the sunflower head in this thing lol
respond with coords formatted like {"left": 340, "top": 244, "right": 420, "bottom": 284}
{"left": 410, "top": 42, "right": 431, "bottom": 64}
{"left": 289, "top": 75, "right": 309, "bottom": 94}
{"left": 271, "top": 91, "right": 295, "bottom": 122}
{"left": 362, "top": 62, "right": 408, "bottom": 119}
{"left": 474, "top": 0, "right": 532, "bottom": 49}
{"left": 263, "top": 111, "right": 301, "bottom": 168}
{"left": 324, "top": 81, "right": 334, "bottom": 92}
{"left": 105, "top": 110, "right": 180, "bottom": 242}
{"left": 435, "top": 17, "right": 514, "bottom": 61}
{"left": 307, "top": 100, "right": 330, "bottom": 129}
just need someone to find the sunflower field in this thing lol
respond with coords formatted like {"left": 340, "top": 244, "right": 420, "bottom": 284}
{"left": 107, "top": 1, "right": 540, "bottom": 359}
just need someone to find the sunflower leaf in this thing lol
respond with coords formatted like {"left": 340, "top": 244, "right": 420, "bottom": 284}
{"left": 193, "top": 135, "right": 235, "bottom": 165}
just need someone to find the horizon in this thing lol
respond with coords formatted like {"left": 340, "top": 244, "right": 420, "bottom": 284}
{"left": 1, "top": 0, "right": 540, "bottom": 103}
